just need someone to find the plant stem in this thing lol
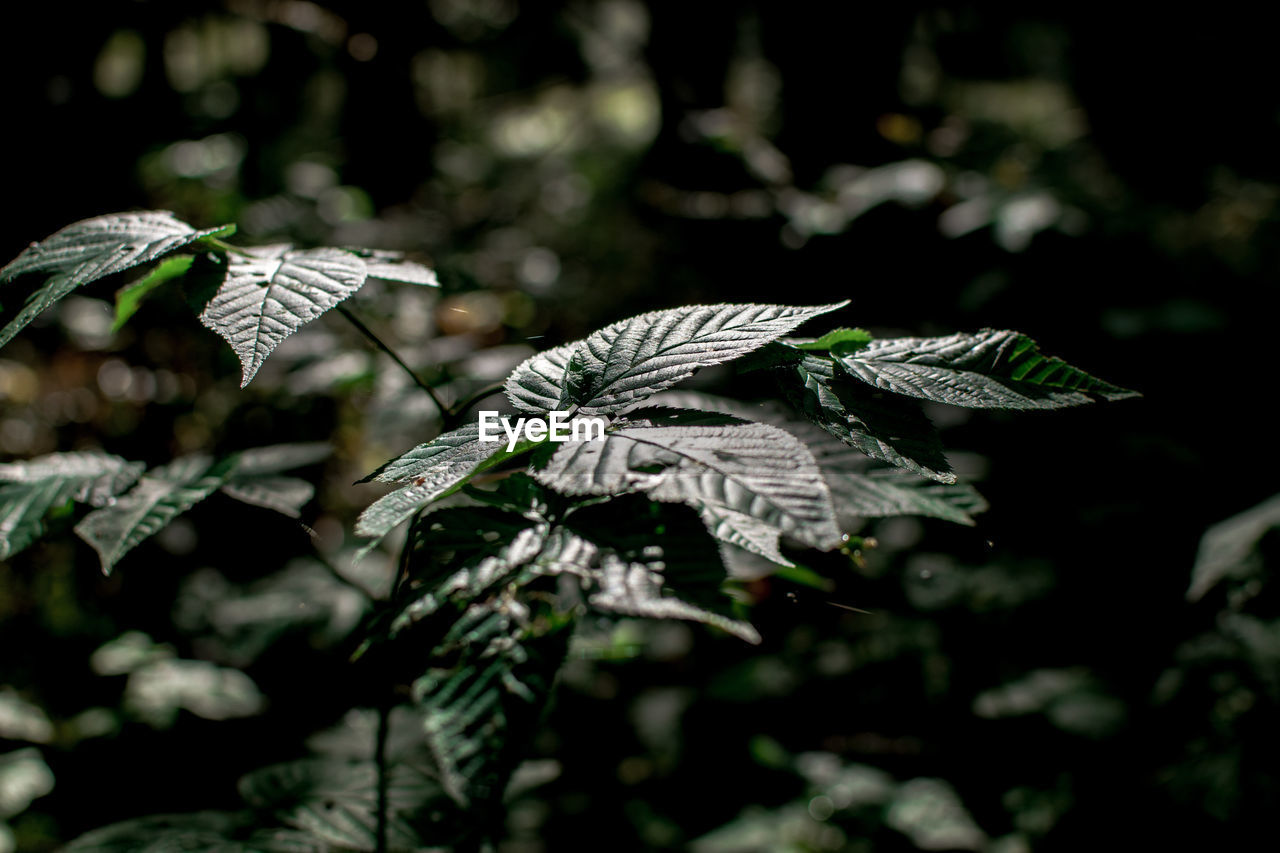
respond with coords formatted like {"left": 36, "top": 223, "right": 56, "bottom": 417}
{"left": 375, "top": 701, "right": 391, "bottom": 853}
{"left": 443, "top": 382, "right": 506, "bottom": 429}
{"left": 200, "top": 236, "right": 253, "bottom": 258}
{"left": 336, "top": 304, "right": 447, "bottom": 416}
{"left": 299, "top": 524, "right": 378, "bottom": 599}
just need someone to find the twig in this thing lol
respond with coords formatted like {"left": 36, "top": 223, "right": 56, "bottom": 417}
{"left": 374, "top": 701, "right": 391, "bottom": 853}
{"left": 299, "top": 523, "right": 378, "bottom": 600}
{"left": 443, "top": 382, "right": 506, "bottom": 429}
{"left": 336, "top": 304, "right": 447, "bottom": 416}
{"left": 200, "top": 236, "right": 253, "bottom": 258}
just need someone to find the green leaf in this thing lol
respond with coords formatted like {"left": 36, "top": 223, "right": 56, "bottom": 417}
{"left": 641, "top": 391, "right": 984, "bottom": 528}
{"left": 74, "top": 455, "right": 237, "bottom": 574}
{"left": 781, "top": 353, "right": 954, "bottom": 483}
{"left": 355, "top": 425, "right": 537, "bottom": 550}
{"left": 413, "top": 612, "right": 570, "bottom": 808}
{"left": 61, "top": 812, "right": 259, "bottom": 853}
{"left": 220, "top": 477, "right": 315, "bottom": 518}
{"left": 111, "top": 254, "right": 195, "bottom": 332}
{"left": 836, "top": 329, "right": 1139, "bottom": 409}
{"left": 1187, "top": 493, "right": 1280, "bottom": 601}
{"left": 394, "top": 490, "right": 756, "bottom": 642}
{"left": 0, "top": 746, "right": 54, "bottom": 819}
{"left": 345, "top": 248, "right": 439, "bottom": 286}
{"left": 505, "top": 301, "right": 848, "bottom": 415}
{"left": 239, "top": 759, "right": 453, "bottom": 851}
{"left": 825, "top": 466, "right": 988, "bottom": 526}
{"left": 197, "top": 245, "right": 368, "bottom": 387}
{"left": 560, "top": 499, "right": 760, "bottom": 642}
{"left": 360, "top": 423, "right": 494, "bottom": 485}
{"left": 390, "top": 512, "right": 549, "bottom": 636}
{"left": 229, "top": 442, "right": 332, "bottom": 477}
{"left": 792, "top": 326, "right": 872, "bottom": 354}
{"left": 0, "top": 211, "right": 231, "bottom": 348}
{"left": 0, "top": 452, "right": 145, "bottom": 559}
{"left": 533, "top": 411, "right": 843, "bottom": 564}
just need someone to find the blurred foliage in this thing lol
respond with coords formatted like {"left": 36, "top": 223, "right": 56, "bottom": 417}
{"left": 2, "top": 1, "right": 1278, "bottom": 850}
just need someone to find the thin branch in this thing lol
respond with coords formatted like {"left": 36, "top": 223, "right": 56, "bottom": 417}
{"left": 374, "top": 701, "right": 391, "bottom": 853}
{"left": 336, "top": 304, "right": 447, "bottom": 416}
{"left": 200, "top": 236, "right": 253, "bottom": 258}
{"left": 299, "top": 523, "right": 378, "bottom": 600}
{"left": 443, "top": 382, "right": 506, "bottom": 429}
{"left": 393, "top": 511, "right": 418, "bottom": 601}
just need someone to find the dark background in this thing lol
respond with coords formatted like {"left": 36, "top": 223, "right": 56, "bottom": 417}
{"left": 1, "top": 3, "right": 1276, "bottom": 850}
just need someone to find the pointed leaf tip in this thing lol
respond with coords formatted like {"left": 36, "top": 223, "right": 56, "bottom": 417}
{"left": 197, "top": 245, "right": 368, "bottom": 387}
{"left": 505, "top": 301, "right": 848, "bottom": 415}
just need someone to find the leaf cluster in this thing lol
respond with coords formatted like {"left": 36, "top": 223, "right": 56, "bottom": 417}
{"left": 1, "top": 211, "right": 1136, "bottom": 850}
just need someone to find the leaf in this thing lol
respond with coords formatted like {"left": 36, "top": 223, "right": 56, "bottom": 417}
{"left": 239, "top": 759, "right": 452, "bottom": 851}
{"left": 230, "top": 442, "right": 332, "bottom": 477}
{"left": 1187, "top": 493, "right": 1280, "bottom": 601}
{"left": 505, "top": 301, "right": 848, "bottom": 415}
{"left": 780, "top": 353, "right": 954, "bottom": 483}
{"left": 559, "top": 499, "right": 760, "bottom": 642}
{"left": 0, "top": 452, "right": 144, "bottom": 559}
{"left": 112, "top": 254, "right": 195, "bottom": 332}
{"left": 73, "top": 455, "right": 236, "bottom": 574}
{"left": 825, "top": 466, "right": 988, "bottom": 526}
{"left": 0, "top": 211, "right": 232, "bottom": 348}
{"left": 220, "top": 477, "right": 315, "bottom": 518}
{"left": 198, "top": 245, "right": 368, "bottom": 387}
{"left": 360, "top": 423, "right": 493, "bottom": 485}
{"left": 60, "top": 812, "right": 259, "bottom": 853}
{"left": 216, "top": 443, "right": 329, "bottom": 520}
{"left": 533, "top": 411, "right": 843, "bottom": 563}
{"left": 792, "top": 327, "right": 872, "bottom": 353}
{"left": 394, "top": 490, "right": 756, "bottom": 642}
{"left": 390, "top": 512, "right": 549, "bottom": 636}
{"left": 0, "top": 746, "right": 54, "bottom": 819}
{"left": 123, "top": 658, "right": 266, "bottom": 727}
{"left": 354, "top": 424, "right": 520, "bottom": 549}
{"left": 348, "top": 249, "right": 439, "bottom": 286}
{"left": 836, "top": 329, "right": 1139, "bottom": 409}
{"left": 642, "top": 391, "right": 984, "bottom": 528}
{"left": 413, "top": 614, "right": 570, "bottom": 808}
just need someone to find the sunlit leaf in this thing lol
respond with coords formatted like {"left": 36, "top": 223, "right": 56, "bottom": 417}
{"left": 825, "top": 466, "right": 987, "bottom": 526}
{"left": 0, "top": 452, "right": 144, "bottom": 559}
{"left": 198, "top": 245, "right": 367, "bottom": 387}
{"left": 220, "top": 477, "right": 315, "bottom": 518}
{"left": 0, "top": 211, "right": 231, "bottom": 348}
{"left": 534, "top": 411, "right": 843, "bottom": 563}
{"left": 230, "top": 442, "right": 332, "bottom": 477}
{"left": 239, "top": 759, "right": 452, "bottom": 851}
{"left": 837, "top": 329, "right": 1138, "bottom": 409}
{"left": 1187, "top": 493, "right": 1280, "bottom": 601}
{"left": 389, "top": 513, "right": 548, "bottom": 636}
{"left": 642, "top": 391, "right": 985, "bottom": 528}
{"left": 73, "top": 455, "right": 236, "bottom": 574}
{"left": 559, "top": 499, "right": 759, "bottom": 642}
{"left": 60, "top": 812, "right": 311, "bottom": 853}
{"left": 780, "top": 353, "right": 954, "bottom": 483}
{"left": 0, "top": 747, "right": 54, "bottom": 819}
{"left": 413, "top": 616, "right": 570, "bottom": 808}
{"left": 505, "top": 301, "right": 848, "bottom": 415}
{"left": 355, "top": 424, "right": 525, "bottom": 550}
{"left": 0, "top": 690, "right": 54, "bottom": 744}
{"left": 124, "top": 658, "right": 266, "bottom": 727}
{"left": 348, "top": 249, "right": 439, "bottom": 286}
{"left": 791, "top": 326, "right": 872, "bottom": 353}
{"left": 112, "top": 254, "right": 195, "bottom": 332}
